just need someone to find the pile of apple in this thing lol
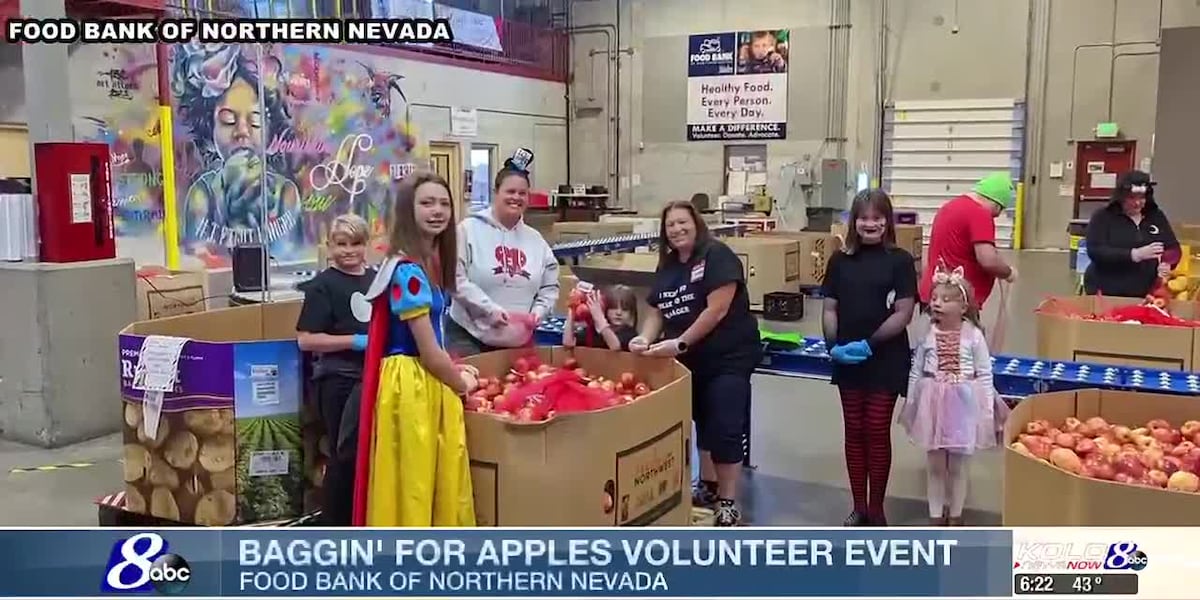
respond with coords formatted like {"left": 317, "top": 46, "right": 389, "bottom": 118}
{"left": 463, "top": 355, "right": 653, "bottom": 423}
{"left": 1012, "top": 417, "right": 1200, "bottom": 492}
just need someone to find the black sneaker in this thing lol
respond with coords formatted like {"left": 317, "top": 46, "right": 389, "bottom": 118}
{"left": 692, "top": 480, "right": 719, "bottom": 508}
{"left": 714, "top": 498, "right": 741, "bottom": 526}
{"left": 843, "top": 511, "right": 869, "bottom": 526}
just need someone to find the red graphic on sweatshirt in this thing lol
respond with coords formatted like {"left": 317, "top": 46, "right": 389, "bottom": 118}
{"left": 493, "top": 245, "right": 531, "bottom": 279}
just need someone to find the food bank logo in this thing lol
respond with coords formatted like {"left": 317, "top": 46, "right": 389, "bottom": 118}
{"left": 1014, "top": 542, "right": 1148, "bottom": 571}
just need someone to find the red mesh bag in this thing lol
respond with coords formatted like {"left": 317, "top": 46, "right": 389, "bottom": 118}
{"left": 550, "top": 380, "right": 619, "bottom": 414}
{"left": 496, "top": 370, "right": 577, "bottom": 415}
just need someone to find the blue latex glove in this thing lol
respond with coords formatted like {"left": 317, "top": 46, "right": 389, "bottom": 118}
{"left": 351, "top": 334, "right": 369, "bottom": 352}
{"left": 844, "top": 340, "right": 873, "bottom": 359}
{"left": 829, "top": 344, "right": 867, "bottom": 365}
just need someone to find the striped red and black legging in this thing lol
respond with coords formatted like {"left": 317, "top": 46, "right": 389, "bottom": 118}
{"left": 838, "top": 386, "right": 898, "bottom": 523}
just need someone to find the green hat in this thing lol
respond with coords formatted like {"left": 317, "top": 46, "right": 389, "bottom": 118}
{"left": 974, "top": 172, "right": 1015, "bottom": 209}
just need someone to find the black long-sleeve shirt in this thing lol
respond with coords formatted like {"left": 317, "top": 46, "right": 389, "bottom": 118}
{"left": 1084, "top": 201, "right": 1179, "bottom": 297}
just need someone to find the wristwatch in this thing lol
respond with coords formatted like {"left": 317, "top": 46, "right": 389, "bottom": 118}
{"left": 676, "top": 340, "right": 689, "bottom": 353}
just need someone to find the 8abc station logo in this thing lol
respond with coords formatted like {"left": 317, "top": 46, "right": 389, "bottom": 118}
{"left": 1106, "top": 542, "right": 1149, "bottom": 571}
{"left": 102, "top": 533, "right": 192, "bottom": 595}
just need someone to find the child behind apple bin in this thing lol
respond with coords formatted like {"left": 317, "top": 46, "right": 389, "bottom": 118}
{"left": 295, "top": 214, "right": 375, "bottom": 526}
{"left": 562, "top": 284, "right": 639, "bottom": 351}
{"left": 898, "top": 265, "right": 1008, "bottom": 526}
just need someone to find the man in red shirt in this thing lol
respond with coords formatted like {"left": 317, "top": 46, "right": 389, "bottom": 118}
{"left": 918, "top": 172, "right": 1018, "bottom": 308}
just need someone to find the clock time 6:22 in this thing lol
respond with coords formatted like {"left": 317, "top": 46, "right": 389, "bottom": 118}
{"left": 1014, "top": 573, "right": 1138, "bottom": 595}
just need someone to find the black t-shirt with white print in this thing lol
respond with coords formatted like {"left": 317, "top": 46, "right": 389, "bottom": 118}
{"left": 296, "top": 266, "right": 375, "bottom": 378}
{"left": 649, "top": 239, "right": 761, "bottom": 373}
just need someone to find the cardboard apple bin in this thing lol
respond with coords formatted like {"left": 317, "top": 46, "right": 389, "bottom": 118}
{"left": 461, "top": 346, "right": 693, "bottom": 526}
{"left": 1004, "top": 389, "right": 1200, "bottom": 526}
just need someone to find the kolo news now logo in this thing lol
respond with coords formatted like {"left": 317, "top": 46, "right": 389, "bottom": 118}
{"left": 1013, "top": 541, "right": 1148, "bottom": 572}
{"left": 101, "top": 532, "right": 192, "bottom": 595}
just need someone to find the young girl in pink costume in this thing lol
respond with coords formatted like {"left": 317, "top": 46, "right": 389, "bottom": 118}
{"left": 899, "top": 265, "right": 1008, "bottom": 526}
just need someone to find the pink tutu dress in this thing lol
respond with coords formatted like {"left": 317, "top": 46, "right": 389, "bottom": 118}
{"left": 898, "top": 323, "right": 1007, "bottom": 453}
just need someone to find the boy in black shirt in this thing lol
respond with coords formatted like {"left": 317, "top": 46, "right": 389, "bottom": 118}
{"left": 296, "top": 214, "right": 375, "bottom": 525}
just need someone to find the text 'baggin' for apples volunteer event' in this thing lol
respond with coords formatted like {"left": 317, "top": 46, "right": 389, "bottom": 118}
{"left": 687, "top": 29, "right": 790, "bottom": 141}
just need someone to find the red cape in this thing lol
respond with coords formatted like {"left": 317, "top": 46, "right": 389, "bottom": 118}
{"left": 351, "top": 292, "right": 389, "bottom": 526}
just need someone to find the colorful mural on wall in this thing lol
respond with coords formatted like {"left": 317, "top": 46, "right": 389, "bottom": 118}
{"left": 169, "top": 42, "right": 423, "bottom": 267}
{"left": 72, "top": 43, "right": 167, "bottom": 266}
{"left": 67, "top": 42, "right": 427, "bottom": 268}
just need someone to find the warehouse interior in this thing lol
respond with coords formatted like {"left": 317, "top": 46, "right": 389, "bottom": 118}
{"left": 0, "top": 0, "right": 1198, "bottom": 528}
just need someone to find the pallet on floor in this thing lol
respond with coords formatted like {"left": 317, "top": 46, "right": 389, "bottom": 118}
{"left": 94, "top": 491, "right": 319, "bottom": 527}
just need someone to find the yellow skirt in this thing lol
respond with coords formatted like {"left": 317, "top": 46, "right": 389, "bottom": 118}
{"left": 367, "top": 354, "right": 476, "bottom": 527}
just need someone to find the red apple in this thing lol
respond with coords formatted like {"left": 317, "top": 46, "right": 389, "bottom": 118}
{"left": 1148, "top": 470, "right": 1169, "bottom": 488}
{"left": 600, "top": 380, "right": 616, "bottom": 392}
{"left": 505, "top": 373, "right": 519, "bottom": 384}
{"left": 1084, "top": 417, "right": 1111, "bottom": 436}
{"left": 1054, "top": 433, "right": 1077, "bottom": 450}
{"left": 1139, "top": 447, "right": 1165, "bottom": 469}
{"left": 1181, "top": 420, "right": 1200, "bottom": 438}
{"left": 1147, "top": 419, "right": 1172, "bottom": 431}
{"left": 563, "top": 358, "right": 579, "bottom": 370}
{"left": 619, "top": 372, "right": 636, "bottom": 387}
{"left": 1161, "top": 455, "right": 1183, "bottom": 475}
{"left": 1168, "top": 471, "right": 1200, "bottom": 492}
{"left": 1025, "top": 420, "right": 1051, "bottom": 435}
{"left": 1112, "top": 426, "right": 1132, "bottom": 442}
{"left": 1115, "top": 452, "right": 1146, "bottom": 478}
{"left": 513, "top": 357, "right": 530, "bottom": 373}
{"left": 633, "top": 382, "right": 651, "bottom": 397}
{"left": 1075, "top": 438, "right": 1097, "bottom": 456}
{"left": 1171, "top": 441, "right": 1196, "bottom": 457}
{"left": 1152, "top": 428, "right": 1182, "bottom": 445}
{"left": 1063, "top": 417, "right": 1083, "bottom": 433}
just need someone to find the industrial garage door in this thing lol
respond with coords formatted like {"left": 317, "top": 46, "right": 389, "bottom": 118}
{"left": 881, "top": 98, "right": 1025, "bottom": 249}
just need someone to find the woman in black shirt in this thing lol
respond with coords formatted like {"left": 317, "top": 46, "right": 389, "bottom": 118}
{"left": 632, "top": 200, "right": 761, "bottom": 527}
{"left": 821, "top": 189, "right": 917, "bottom": 527}
{"left": 1084, "top": 170, "right": 1180, "bottom": 297}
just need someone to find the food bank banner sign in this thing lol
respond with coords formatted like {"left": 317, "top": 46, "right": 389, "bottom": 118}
{"left": 687, "top": 29, "right": 789, "bottom": 141}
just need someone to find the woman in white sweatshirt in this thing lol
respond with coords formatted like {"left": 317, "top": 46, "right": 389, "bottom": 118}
{"left": 447, "top": 155, "right": 560, "bottom": 356}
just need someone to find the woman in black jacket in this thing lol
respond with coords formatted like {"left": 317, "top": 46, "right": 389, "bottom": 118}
{"left": 1084, "top": 170, "right": 1180, "bottom": 297}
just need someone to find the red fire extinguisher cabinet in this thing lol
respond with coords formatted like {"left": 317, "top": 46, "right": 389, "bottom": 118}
{"left": 34, "top": 142, "right": 116, "bottom": 263}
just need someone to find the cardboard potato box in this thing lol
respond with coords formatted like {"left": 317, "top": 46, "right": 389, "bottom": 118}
{"left": 118, "top": 303, "right": 306, "bottom": 525}
{"left": 1004, "top": 389, "right": 1200, "bottom": 526}
{"left": 1035, "top": 295, "right": 1200, "bottom": 371}
{"left": 748, "top": 231, "right": 840, "bottom": 287}
{"left": 462, "top": 346, "right": 692, "bottom": 526}
{"left": 724, "top": 236, "right": 801, "bottom": 307}
{"left": 135, "top": 270, "right": 207, "bottom": 322}
{"left": 552, "top": 221, "right": 635, "bottom": 244}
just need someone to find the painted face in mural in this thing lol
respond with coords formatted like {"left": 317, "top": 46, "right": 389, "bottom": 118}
{"left": 415, "top": 181, "right": 453, "bottom": 238}
{"left": 493, "top": 173, "right": 529, "bottom": 226}
{"left": 214, "top": 78, "right": 264, "bottom": 160}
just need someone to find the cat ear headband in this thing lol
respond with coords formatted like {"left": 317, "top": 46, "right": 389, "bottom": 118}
{"left": 505, "top": 148, "right": 534, "bottom": 173}
{"left": 933, "top": 263, "right": 968, "bottom": 300}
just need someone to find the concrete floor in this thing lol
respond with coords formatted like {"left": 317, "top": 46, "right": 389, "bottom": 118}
{"left": 0, "top": 250, "right": 1074, "bottom": 526}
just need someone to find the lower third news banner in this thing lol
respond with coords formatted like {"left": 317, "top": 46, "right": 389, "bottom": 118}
{"left": 0, "top": 528, "right": 1013, "bottom": 597}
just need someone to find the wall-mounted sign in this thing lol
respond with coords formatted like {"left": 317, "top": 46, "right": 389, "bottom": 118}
{"left": 450, "top": 106, "right": 479, "bottom": 137}
{"left": 686, "top": 29, "right": 790, "bottom": 141}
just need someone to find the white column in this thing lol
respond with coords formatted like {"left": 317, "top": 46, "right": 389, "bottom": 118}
{"left": 20, "top": 0, "right": 73, "bottom": 149}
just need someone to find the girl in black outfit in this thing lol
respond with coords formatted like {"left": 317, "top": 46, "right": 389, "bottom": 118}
{"left": 821, "top": 189, "right": 918, "bottom": 526}
{"left": 1084, "top": 170, "right": 1180, "bottom": 297}
{"left": 631, "top": 200, "right": 761, "bottom": 527}
{"left": 563, "top": 285, "right": 640, "bottom": 351}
